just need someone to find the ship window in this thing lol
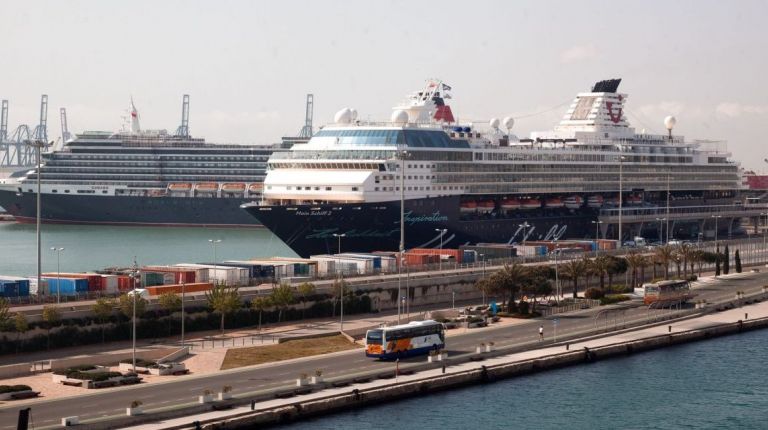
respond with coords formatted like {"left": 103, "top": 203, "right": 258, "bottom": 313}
{"left": 374, "top": 187, "right": 379, "bottom": 191}
{"left": 102, "top": 190, "right": 108, "bottom": 194}
{"left": 65, "top": 190, "right": 70, "bottom": 193}
{"left": 52, "top": 189, "right": 57, "bottom": 193}
{"left": 352, "top": 187, "right": 359, "bottom": 191}
{"left": 314, "top": 187, "right": 320, "bottom": 190}
{"left": 287, "top": 186, "right": 292, "bottom": 190}
{"left": 326, "top": 187, "right": 332, "bottom": 190}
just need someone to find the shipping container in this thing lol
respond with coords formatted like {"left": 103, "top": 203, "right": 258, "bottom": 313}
{"left": 117, "top": 275, "right": 134, "bottom": 292}
{"left": 173, "top": 264, "right": 247, "bottom": 286}
{"left": 29, "top": 278, "right": 49, "bottom": 295}
{"left": 403, "top": 253, "right": 440, "bottom": 267}
{"left": 0, "top": 276, "right": 31, "bottom": 297}
{"left": 145, "top": 282, "right": 214, "bottom": 296}
{"left": 42, "top": 273, "right": 104, "bottom": 291}
{"left": 43, "top": 277, "right": 88, "bottom": 295}
{"left": 100, "top": 275, "right": 119, "bottom": 294}
{"left": 141, "top": 266, "right": 197, "bottom": 283}
{"left": 408, "top": 248, "right": 463, "bottom": 263}
{"left": 462, "top": 249, "right": 477, "bottom": 264}
{"left": 309, "top": 255, "right": 373, "bottom": 276}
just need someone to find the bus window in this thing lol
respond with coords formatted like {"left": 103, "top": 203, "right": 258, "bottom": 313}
{"left": 366, "top": 329, "right": 383, "bottom": 345}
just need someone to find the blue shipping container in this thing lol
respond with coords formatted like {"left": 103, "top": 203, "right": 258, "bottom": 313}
{"left": 0, "top": 282, "right": 19, "bottom": 297}
{"left": 43, "top": 277, "right": 88, "bottom": 295}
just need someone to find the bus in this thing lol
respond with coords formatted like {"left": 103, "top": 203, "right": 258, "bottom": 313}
{"left": 643, "top": 280, "right": 695, "bottom": 305}
{"left": 365, "top": 320, "right": 445, "bottom": 359}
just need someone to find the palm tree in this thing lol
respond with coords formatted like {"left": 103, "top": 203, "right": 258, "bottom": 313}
{"left": 495, "top": 263, "right": 530, "bottom": 311}
{"left": 592, "top": 255, "right": 610, "bottom": 289}
{"left": 624, "top": 251, "right": 644, "bottom": 289}
{"left": 581, "top": 257, "right": 596, "bottom": 291}
{"left": 560, "top": 259, "right": 587, "bottom": 298}
{"left": 205, "top": 284, "right": 242, "bottom": 333}
{"left": 654, "top": 245, "right": 675, "bottom": 279}
{"left": 676, "top": 243, "right": 695, "bottom": 278}
{"left": 606, "top": 255, "right": 628, "bottom": 288}
{"left": 522, "top": 266, "right": 553, "bottom": 313}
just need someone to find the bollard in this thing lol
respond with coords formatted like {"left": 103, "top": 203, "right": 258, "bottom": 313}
{"left": 442, "top": 364, "right": 446, "bottom": 374}
{"left": 251, "top": 400, "right": 256, "bottom": 410}
{"left": 194, "top": 421, "right": 201, "bottom": 430}
{"left": 668, "top": 325, "right": 672, "bottom": 333}
{"left": 566, "top": 343, "right": 569, "bottom": 351}
{"left": 745, "top": 313, "right": 748, "bottom": 320}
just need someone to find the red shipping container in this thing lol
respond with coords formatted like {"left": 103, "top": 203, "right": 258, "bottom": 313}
{"left": 145, "top": 282, "right": 213, "bottom": 296}
{"left": 407, "top": 248, "right": 463, "bottom": 263}
{"left": 117, "top": 276, "right": 135, "bottom": 291}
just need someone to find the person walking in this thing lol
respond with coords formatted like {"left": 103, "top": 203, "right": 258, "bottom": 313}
{"left": 539, "top": 325, "right": 544, "bottom": 341}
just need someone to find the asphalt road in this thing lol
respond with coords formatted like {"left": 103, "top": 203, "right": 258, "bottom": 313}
{"left": 1, "top": 271, "right": 766, "bottom": 429}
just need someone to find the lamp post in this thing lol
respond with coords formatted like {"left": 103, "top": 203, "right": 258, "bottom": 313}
{"left": 339, "top": 269, "right": 345, "bottom": 332}
{"left": 618, "top": 155, "right": 626, "bottom": 249}
{"left": 181, "top": 279, "right": 186, "bottom": 347}
{"left": 655, "top": 217, "right": 666, "bottom": 245}
{"left": 761, "top": 213, "right": 768, "bottom": 264}
{"left": 130, "top": 258, "right": 139, "bottom": 373}
{"left": 711, "top": 215, "right": 722, "bottom": 250}
{"left": 518, "top": 222, "right": 530, "bottom": 262}
{"left": 50, "top": 247, "right": 64, "bottom": 304}
{"left": 332, "top": 233, "right": 345, "bottom": 254}
{"left": 208, "top": 239, "right": 221, "bottom": 285}
{"left": 27, "top": 140, "right": 48, "bottom": 296}
{"left": 435, "top": 228, "right": 447, "bottom": 271}
{"left": 554, "top": 238, "right": 560, "bottom": 302}
{"left": 591, "top": 220, "right": 603, "bottom": 256}
{"left": 479, "top": 253, "right": 486, "bottom": 305}
{"left": 397, "top": 148, "right": 408, "bottom": 324}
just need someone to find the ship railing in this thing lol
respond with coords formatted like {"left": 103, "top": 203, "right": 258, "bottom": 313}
{"left": 599, "top": 203, "right": 768, "bottom": 218}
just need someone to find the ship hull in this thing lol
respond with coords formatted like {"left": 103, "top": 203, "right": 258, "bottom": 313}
{"left": 242, "top": 195, "right": 600, "bottom": 257}
{"left": 0, "top": 188, "right": 262, "bottom": 227}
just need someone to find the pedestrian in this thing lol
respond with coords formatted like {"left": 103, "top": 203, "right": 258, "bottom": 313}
{"left": 539, "top": 325, "right": 544, "bottom": 341}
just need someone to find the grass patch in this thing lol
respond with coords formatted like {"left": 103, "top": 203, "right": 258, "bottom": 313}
{"left": 220, "top": 335, "right": 361, "bottom": 370}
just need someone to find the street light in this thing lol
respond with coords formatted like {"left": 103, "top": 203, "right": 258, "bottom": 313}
{"left": 27, "top": 140, "right": 49, "bottom": 296}
{"left": 332, "top": 233, "right": 346, "bottom": 255}
{"left": 711, "top": 215, "right": 722, "bottom": 249}
{"left": 208, "top": 239, "right": 222, "bottom": 285}
{"left": 181, "top": 278, "right": 186, "bottom": 347}
{"left": 479, "top": 253, "right": 486, "bottom": 305}
{"left": 130, "top": 258, "right": 139, "bottom": 373}
{"left": 591, "top": 220, "right": 603, "bottom": 256}
{"left": 761, "top": 213, "right": 768, "bottom": 263}
{"left": 397, "top": 148, "right": 409, "bottom": 324}
{"left": 50, "top": 247, "right": 64, "bottom": 304}
{"left": 655, "top": 217, "right": 666, "bottom": 245}
{"left": 518, "top": 222, "right": 530, "bottom": 262}
{"left": 618, "top": 155, "right": 626, "bottom": 249}
{"left": 553, "top": 238, "right": 560, "bottom": 302}
{"left": 434, "top": 228, "right": 447, "bottom": 271}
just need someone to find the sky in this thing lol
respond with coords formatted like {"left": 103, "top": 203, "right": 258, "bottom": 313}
{"left": 1, "top": 0, "right": 767, "bottom": 171}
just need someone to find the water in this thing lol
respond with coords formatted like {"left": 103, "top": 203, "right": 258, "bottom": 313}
{"left": 284, "top": 329, "right": 768, "bottom": 430}
{"left": 0, "top": 222, "right": 296, "bottom": 276}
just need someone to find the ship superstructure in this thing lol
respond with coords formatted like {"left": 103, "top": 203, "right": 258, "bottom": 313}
{"left": 0, "top": 98, "right": 284, "bottom": 226}
{"left": 243, "top": 79, "right": 745, "bottom": 257}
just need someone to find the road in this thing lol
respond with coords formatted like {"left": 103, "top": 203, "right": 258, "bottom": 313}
{"left": 1, "top": 270, "right": 766, "bottom": 429}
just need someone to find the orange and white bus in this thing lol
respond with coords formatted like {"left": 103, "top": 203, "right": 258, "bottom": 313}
{"left": 643, "top": 280, "right": 695, "bottom": 305}
{"left": 365, "top": 320, "right": 445, "bottom": 359}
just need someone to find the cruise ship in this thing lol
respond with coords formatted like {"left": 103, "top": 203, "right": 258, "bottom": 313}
{"left": 242, "top": 79, "right": 746, "bottom": 257}
{"left": 0, "top": 100, "right": 284, "bottom": 227}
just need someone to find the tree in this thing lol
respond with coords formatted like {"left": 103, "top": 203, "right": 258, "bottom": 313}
{"left": 592, "top": 256, "right": 610, "bottom": 289}
{"left": 206, "top": 284, "right": 242, "bottom": 333}
{"left": 715, "top": 245, "right": 721, "bottom": 276}
{"left": 251, "top": 296, "right": 273, "bottom": 331}
{"left": 92, "top": 297, "right": 115, "bottom": 343}
{"left": 42, "top": 305, "right": 61, "bottom": 350}
{"left": 521, "top": 266, "right": 553, "bottom": 313}
{"left": 297, "top": 282, "right": 316, "bottom": 319}
{"left": 0, "top": 298, "right": 10, "bottom": 331}
{"left": 158, "top": 292, "right": 182, "bottom": 336}
{"left": 492, "top": 263, "right": 530, "bottom": 311}
{"left": 654, "top": 245, "right": 675, "bottom": 280}
{"left": 734, "top": 249, "right": 742, "bottom": 273}
{"left": 723, "top": 245, "right": 730, "bottom": 275}
{"left": 605, "top": 255, "right": 628, "bottom": 288}
{"left": 118, "top": 293, "right": 147, "bottom": 319}
{"left": 624, "top": 251, "right": 644, "bottom": 289}
{"left": 560, "top": 259, "right": 587, "bottom": 299}
{"left": 269, "top": 283, "right": 294, "bottom": 323}
{"left": 14, "top": 312, "right": 28, "bottom": 352}
{"left": 676, "top": 244, "right": 695, "bottom": 278}
{"left": 330, "top": 278, "right": 348, "bottom": 318}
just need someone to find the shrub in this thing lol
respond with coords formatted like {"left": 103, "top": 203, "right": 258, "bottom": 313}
{"left": 0, "top": 385, "right": 31, "bottom": 394}
{"left": 600, "top": 294, "right": 631, "bottom": 305}
{"left": 517, "top": 301, "right": 530, "bottom": 315}
{"left": 584, "top": 288, "right": 605, "bottom": 300}
{"left": 119, "top": 359, "right": 155, "bottom": 367}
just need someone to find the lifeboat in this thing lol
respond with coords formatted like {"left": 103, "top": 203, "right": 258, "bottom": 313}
{"left": 500, "top": 197, "right": 521, "bottom": 211}
{"left": 460, "top": 201, "right": 478, "bottom": 214}
{"left": 587, "top": 195, "right": 604, "bottom": 208}
{"left": 564, "top": 196, "right": 584, "bottom": 209}
{"left": 221, "top": 183, "right": 246, "bottom": 192}
{"left": 606, "top": 196, "right": 620, "bottom": 206}
{"left": 626, "top": 195, "right": 643, "bottom": 205}
{"left": 477, "top": 200, "right": 495, "bottom": 214}
{"left": 248, "top": 183, "right": 263, "bottom": 193}
{"left": 544, "top": 197, "right": 565, "bottom": 209}
{"left": 195, "top": 182, "right": 219, "bottom": 192}
{"left": 520, "top": 198, "right": 541, "bottom": 210}
{"left": 168, "top": 183, "right": 192, "bottom": 191}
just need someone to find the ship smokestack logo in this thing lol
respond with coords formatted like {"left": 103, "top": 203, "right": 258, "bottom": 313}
{"left": 605, "top": 96, "right": 623, "bottom": 124}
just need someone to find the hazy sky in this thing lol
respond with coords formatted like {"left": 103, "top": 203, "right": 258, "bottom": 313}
{"left": 1, "top": 0, "right": 767, "bottom": 170}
